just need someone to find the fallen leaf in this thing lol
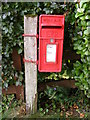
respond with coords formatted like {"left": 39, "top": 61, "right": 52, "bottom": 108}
{"left": 60, "top": 111, "right": 63, "bottom": 116}
{"left": 73, "top": 103, "right": 79, "bottom": 109}
{"left": 80, "top": 113, "right": 85, "bottom": 118}
{"left": 70, "top": 106, "right": 73, "bottom": 110}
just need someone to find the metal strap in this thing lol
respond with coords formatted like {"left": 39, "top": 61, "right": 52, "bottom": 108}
{"left": 22, "top": 34, "right": 38, "bottom": 38}
{"left": 23, "top": 58, "right": 38, "bottom": 65}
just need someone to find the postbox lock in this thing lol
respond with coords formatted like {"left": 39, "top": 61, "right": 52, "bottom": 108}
{"left": 50, "top": 38, "right": 54, "bottom": 43}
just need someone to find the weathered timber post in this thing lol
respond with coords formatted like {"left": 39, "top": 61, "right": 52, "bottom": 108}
{"left": 24, "top": 15, "right": 37, "bottom": 114}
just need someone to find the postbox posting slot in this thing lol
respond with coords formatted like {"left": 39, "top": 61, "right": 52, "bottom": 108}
{"left": 40, "top": 25, "right": 63, "bottom": 40}
{"left": 41, "top": 23, "right": 63, "bottom": 27}
{"left": 42, "top": 26, "right": 62, "bottom": 29}
{"left": 39, "top": 37, "right": 63, "bottom": 40}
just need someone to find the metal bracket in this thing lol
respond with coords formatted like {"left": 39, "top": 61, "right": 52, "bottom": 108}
{"left": 23, "top": 58, "right": 38, "bottom": 65}
{"left": 22, "top": 34, "right": 38, "bottom": 65}
{"left": 22, "top": 34, "right": 38, "bottom": 38}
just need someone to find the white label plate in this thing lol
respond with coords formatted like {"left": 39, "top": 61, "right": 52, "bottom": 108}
{"left": 46, "top": 44, "right": 56, "bottom": 62}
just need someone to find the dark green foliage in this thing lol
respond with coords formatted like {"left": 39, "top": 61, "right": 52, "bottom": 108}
{"left": 2, "top": 2, "right": 25, "bottom": 88}
{"left": 1, "top": 94, "right": 22, "bottom": 113}
{"left": 38, "top": 86, "right": 90, "bottom": 117}
{"left": 2, "top": 2, "right": 89, "bottom": 98}
{"left": 72, "top": 1, "right": 90, "bottom": 98}
{"left": 2, "top": 2, "right": 75, "bottom": 88}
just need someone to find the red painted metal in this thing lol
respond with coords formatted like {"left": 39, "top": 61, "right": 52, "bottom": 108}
{"left": 23, "top": 58, "right": 38, "bottom": 65}
{"left": 22, "top": 34, "right": 38, "bottom": 38}
{"left": 38, "top": 15, "right": 65, "bottom": 72}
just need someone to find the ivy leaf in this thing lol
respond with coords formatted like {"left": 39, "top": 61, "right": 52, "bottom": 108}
{"left": 18, "top": 48, "right": 22, "bottom": 54}
{"left": 16, "top": 81, "right": 19, "bottom": 86}
{"left": 79, "top": 16, "right": 85, "bottom": 20}
{"left": 75, "top": 13, "right": 84, "bottom": 18}
{"left": 87, "top": 10, "right": 90, "bottom": 14}
{"left": 4, "top": 82, "right": 8, "bottom": 88}
{"left": 2, "top": 14, "right": 6, "bottom": 19}
{"left": 85, "top": 15, "right": 90, "bottom": 20}
{"left": 87, "top": 22, "right": 90, "bottom": 26}
{"left": 84, "top": 30, "right": 90, "bottom": 35}
{"left": 39, "top": 108, "right": 43, "bottom": 112}
{"left": 84, "top": 51, "right": 88, "bottom": 55}
{"left": 46, "top": 109, "right": 49, "bottom": 113}
{"left": 87, "top": 27, "right": 90, "bottom": 33}
{"left": 78, "top": 46, "right": 83, "bottom": 50}
{"left": 77, "top": 8, "right": 84, "bottom": 13}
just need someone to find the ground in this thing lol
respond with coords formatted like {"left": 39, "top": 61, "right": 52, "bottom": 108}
{"left": 1, "top": 88, "right": 90, "bottom": 120}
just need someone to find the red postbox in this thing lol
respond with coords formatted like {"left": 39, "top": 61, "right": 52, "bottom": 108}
{"left": 38, "top": 15, "right": 65, "bottom": 72}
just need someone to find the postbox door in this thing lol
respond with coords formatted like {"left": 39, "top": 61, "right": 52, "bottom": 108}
{"left": 39, "top": 39, "right": 63, "bottom": 72}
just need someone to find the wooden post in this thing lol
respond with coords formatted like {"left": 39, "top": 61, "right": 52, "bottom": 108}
{"left": 24, "top": 15, "right": 37, "bottom": 114}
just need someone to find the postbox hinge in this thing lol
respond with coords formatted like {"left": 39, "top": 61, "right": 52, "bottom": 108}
{"left": 22, "top": 34, "right": 38, "bottom": 38}
{"left": 23, "top": 58, "right": 38, "bottom": 65}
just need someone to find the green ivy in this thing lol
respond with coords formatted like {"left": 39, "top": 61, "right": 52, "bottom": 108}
{"left": 2, "top": 2, "right": 76, "bottom": 88}
{"left": 72, "top": 1, "right": 90, "bottom": 98}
